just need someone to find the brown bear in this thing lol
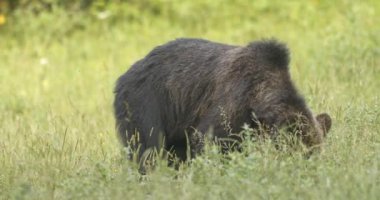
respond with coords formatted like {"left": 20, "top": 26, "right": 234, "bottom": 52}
{"left": 113, "top": 38, "right": 331, "bottom": 168}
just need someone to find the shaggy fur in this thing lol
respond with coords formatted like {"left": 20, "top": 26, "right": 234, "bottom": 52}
{"left": 114, "top": 38, "right": 331, "bottom": 166}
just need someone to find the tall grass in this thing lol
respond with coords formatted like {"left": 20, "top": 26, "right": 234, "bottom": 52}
{"left": 0, "top": 0, "right": 379, "bottom": 199}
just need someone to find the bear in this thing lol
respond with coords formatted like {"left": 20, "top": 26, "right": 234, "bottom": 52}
{"left": 113, "top": 38, "right": 332, "bottom": 169}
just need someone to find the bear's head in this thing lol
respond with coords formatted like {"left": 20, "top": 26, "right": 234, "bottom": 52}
{"left": 249, "top": 94, "right": 332, "bottom": 152}
{"left": 275, "top": 111, "right": 332, "bottom": 152}
{"left": 227, "top": 39, "right": 332, "bottom": 152}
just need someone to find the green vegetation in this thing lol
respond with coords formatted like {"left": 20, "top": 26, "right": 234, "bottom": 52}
{"left": 0, "top": 0, "right": 379, "bottom": 199}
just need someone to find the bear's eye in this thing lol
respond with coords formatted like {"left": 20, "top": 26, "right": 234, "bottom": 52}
{"left": 286, "top": 123, "right": 303, "bottom": 135}
{"left": 283, "top": 116, "right": 310, "bottom": 136}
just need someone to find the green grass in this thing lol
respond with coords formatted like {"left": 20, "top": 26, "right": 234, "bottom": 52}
{"left": 0, "top": 0, "right": 379, "bottom": 199}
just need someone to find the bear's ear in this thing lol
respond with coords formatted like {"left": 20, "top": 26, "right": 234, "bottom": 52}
{"left": 316, "top": 113, "right": 332, "bottom": 136}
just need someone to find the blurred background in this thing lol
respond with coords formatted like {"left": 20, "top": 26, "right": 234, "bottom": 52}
{"left": 0, "top": 0, "right": 378, "bottom": 122}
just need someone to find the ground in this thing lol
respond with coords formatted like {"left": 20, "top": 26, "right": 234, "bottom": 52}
{"left": 0, "top": 0, "right": 379, "bottom": 199}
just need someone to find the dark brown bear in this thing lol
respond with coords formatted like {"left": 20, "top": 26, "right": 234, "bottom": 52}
{"left": 114, "top": 38, "right": 331, "bottom": 166}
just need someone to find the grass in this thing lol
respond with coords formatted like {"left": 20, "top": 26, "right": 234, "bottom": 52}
{"left": 0, "top": 0, "right": 379, "bottom": 199}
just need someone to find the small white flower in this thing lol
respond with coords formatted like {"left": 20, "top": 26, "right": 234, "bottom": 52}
{"left": 97, "top": 11, "right": 110, "bottom": 20}
{"left": 40, "top": 58, "right": 49, "bottom": 66}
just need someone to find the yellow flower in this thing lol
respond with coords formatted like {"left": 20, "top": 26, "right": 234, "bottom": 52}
{"left": 0, "top": 14, "right": 6, "bottom": 25}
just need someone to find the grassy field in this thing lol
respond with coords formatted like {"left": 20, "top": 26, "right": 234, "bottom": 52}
{"left": 0, "top": 0, "right": 379, "bottom": 199}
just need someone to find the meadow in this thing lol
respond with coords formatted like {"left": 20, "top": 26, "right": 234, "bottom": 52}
{"left": 0, "top": 0, "right": 379, "bottom": 199}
